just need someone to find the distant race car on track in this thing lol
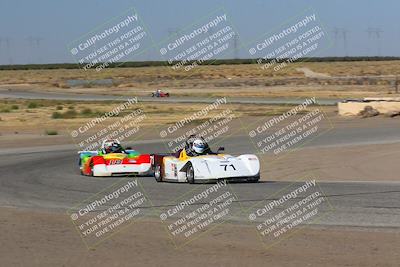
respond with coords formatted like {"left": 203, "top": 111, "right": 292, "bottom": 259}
{"left": 152, "top": 135, "right": 260, "bottom": 183}
{"left": 151, "top": 89, "right": 170, "bottom": 97}
{"left": 78, "top": 139, "right": 152, "bottom": 177}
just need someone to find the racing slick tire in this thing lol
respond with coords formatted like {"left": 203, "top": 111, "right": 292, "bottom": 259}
{"left": 154, "top": 164, "right": 163, "bottom": 182}
{"left": 186, "top": 162, "right": 195, "bottom": 184}
{"left": 84, "top": 162, "right": 94, "bottom": 176}
{"left": 81, "top": 168, "right": 93, "bottom": 176}
{"left": 247, "top": 175, "right": 260, "bottom": 183}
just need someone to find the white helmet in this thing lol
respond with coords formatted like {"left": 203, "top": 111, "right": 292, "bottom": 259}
{"left": 102, "top": 139, "right": 122, "bottom": 153}
{"left": 192, "top": 138, "right": 206, "bottom": 154}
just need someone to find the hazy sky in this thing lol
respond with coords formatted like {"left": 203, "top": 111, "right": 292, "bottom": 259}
{"left": 1, "top": 0, "right": 399, "bottom": 64}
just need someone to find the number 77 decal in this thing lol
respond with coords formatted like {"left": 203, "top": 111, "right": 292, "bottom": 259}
{"left": 220, "top": 164, "right": 236, "bottom": 171}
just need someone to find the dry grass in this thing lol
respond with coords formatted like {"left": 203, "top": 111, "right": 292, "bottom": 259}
{"left": 1, "top": 61, "right": 399, "bottom": 100}
{"left": 2, "top": 61, "right": 400, "bottom": 85}
{"left": 0, "top": 99, "right": 333, "bottom": 135}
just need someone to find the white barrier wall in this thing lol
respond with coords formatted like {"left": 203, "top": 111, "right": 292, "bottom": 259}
{"left": 338, "top": 99, "right": 400, "bottom": 116}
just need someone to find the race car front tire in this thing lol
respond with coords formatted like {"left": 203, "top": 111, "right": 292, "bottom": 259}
{"left": 186, "top": 163, "right": 195, "bottom": 184}
{"left": 247, "top": 175, "right": 260, "bottom": 183}
{"left": 154, "top": 164, "right": 163, "bottom": 182}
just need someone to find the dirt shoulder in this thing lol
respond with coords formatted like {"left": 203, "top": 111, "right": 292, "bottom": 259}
{"left": 0, "top": 207, "right": 398, "bottom": 267}
{"left": 263, "top": 142, "right": 400, "bottom": 182}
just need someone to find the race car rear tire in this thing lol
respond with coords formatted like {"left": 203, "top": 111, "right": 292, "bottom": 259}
{"left": 154, "top": 164, "right": 163, "bottom": 182}
{"left": 87, "top": 162, "right": 94, "bottom": 176}
{"left": 186, "top": 163, "right": 195, "bottom": 184}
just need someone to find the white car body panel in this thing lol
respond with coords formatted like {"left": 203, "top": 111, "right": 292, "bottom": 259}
{"left": 162, "top": 154, "right": 260, "bottom": 182}
{"left": 93, "top": 163, "right": 151, "bottom": 176}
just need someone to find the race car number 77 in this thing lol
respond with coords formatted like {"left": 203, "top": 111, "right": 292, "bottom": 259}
{"left": 220, "top": 164, "right": 236, "bottom": 171}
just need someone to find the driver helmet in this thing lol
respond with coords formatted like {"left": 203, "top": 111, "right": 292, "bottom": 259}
{"left": 103, "top": 139, "right": 122, "bottom": 154}
{"left": 192, "top": 138, "right": 206, "bottom": 154}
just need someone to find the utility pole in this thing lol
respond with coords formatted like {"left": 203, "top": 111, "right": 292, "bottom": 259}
{"left": 366, "top": 27, "right": 373, "bottom": 56}
{"left": 26, "top": 36, "right": 43, "bottom": 63}
{"left": 341, "top": 28, "right": 348, "bottom": 57}
{"left": 233, "top": 33, "right": 239, "bottom": 59}
{"left": 374, "top": 28, "right": 383, "bottom": 56}
{"left": 0, "top": 38, "right": 3, "bottom": 65}
{"left": 5, "top": 38, "right": 13, "bottom": 65}
{"left": 0, "top": 37, "right": 13, "bottom": 65}
{"left": 26, "top": 36, "right": 34, "bottom": 64}
{"left": 332, "top": 28, "right": 340, "bottom": 57}
{"left": 332, "top": 28, "right": 348, "bottom": 57}
{"left": 367, "top": 28, "right": 383, "bottom": 56}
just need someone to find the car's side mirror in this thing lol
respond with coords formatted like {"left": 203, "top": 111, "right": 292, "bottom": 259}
{"left": 217, "top": 147, "right": 225, "bottom": 153}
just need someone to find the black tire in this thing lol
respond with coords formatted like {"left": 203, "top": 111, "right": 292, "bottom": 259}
{"left": 166, "top": 93, "right": 170, "bottom": 97}
{"left": 247, "top": 175, "right": 260, "bottom": 183}
{"left": 87, "top": 161, "right": 94, "bottom": 176}
{"left": 186, "top": 163, "right": 195, "bottom": 184}
{"left": 154, "top": 164, "right": 163, "bottom": 182}
{"left": 151, "top": 93, "right": 155, "bottom": 97}
{"left": 81, "top": 163, "right": 93, "bottom": 176}
{"left": 78, "top": 158, "right": 84, "bottom": 175}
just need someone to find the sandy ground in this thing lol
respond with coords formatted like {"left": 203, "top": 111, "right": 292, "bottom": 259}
{"left": 0, "top": 207, "right": 398, "bottom": 267}
{"left": 264, "top": 142, "right": 400, "bottom": 181}
{"left": 296, "top": 67, "right": 331, "bottom": 78}
{"left": 0, "top": 112, "right": 386, "bottom": 147}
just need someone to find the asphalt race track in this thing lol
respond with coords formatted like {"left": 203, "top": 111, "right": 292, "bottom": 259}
{"left": 1, "top": 130, "right": 400, "bottom": 229}
{"left": 0, "top": 89, "right": 339, "bottom": 105}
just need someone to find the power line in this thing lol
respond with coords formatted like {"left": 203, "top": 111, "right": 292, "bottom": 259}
{"left": 0, "top": 37, "right": 13, "bottom": 65}
{"left": 167, "top": 28, "right": 180, "bottom": 39}
{"left": 366, "top": 27, "right": 383, "bottom": 56}
{"left": 26, "top": 36, "right": 43, "bottom": 63}
{"left": 233, "top": 33, "right": 239, "bottom": 59}
{"left": 332, "top": 28, "right": 349, "bottom": 56}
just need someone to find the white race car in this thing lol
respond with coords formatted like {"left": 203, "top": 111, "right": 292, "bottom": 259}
{"left": 152, "top": 137, "right": 260, "bottom": 183}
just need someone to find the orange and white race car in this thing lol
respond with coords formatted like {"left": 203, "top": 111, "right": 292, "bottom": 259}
{"left": 152, "top": 136, "right": 260, "bottom": 183}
